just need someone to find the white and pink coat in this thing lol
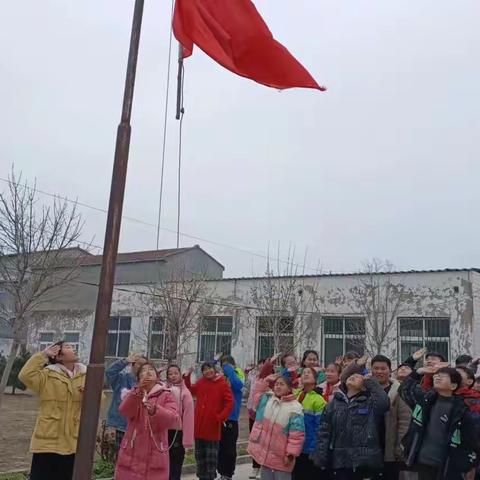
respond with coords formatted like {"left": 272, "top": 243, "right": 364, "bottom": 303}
{"left": 247, "top": 378, "right": 305, "bottom": 473}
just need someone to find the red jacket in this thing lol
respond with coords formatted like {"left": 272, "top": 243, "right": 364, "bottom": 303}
{"left": 184, "top": 372, "right": 234, "bottom": 441}
{"left": 456, "top": 387, "right": 480, "bottom": 415}
{"left": 421, "top": 374, "right": 433, "bottom": 391}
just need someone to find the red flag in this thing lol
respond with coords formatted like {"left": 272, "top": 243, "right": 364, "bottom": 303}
{"left": 173, "top": 0, "right": 325, "bottom": 91}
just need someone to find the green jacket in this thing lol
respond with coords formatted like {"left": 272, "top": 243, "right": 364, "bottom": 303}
{"left": 294, "top": 388, "right": 326, "bottom": 453}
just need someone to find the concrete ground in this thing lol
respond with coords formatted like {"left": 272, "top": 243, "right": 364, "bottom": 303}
{"left": 182, "top": 463, "right": 252, "bottom": 480}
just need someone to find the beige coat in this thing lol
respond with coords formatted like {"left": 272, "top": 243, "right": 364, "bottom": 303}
{"left": 384, "top": 379, "right": 412, "bottom": 462}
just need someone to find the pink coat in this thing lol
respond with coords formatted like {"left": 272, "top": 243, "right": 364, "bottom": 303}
{"left": 167, "top": 381, "right": 194, "bottom": 449}
{"left": 247, "top": 379, "right": 305, "bottom": 473}
{"left": 115, "top": 384, "right": 179, "bottom": 480}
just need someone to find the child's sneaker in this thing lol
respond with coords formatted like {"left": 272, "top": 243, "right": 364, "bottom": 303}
{"left": 248, "top": 468, "right": 260, "bottom": 479}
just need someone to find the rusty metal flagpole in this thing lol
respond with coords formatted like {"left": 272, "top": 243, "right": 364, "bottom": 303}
{"left": 175, "top": 43, "right": 184, "bottom": 248}
{"left": 72, "top": 0, "right": 144, "bottom": 478}
{"left": 175, "top": 43, "right": 184, "bottom": 121}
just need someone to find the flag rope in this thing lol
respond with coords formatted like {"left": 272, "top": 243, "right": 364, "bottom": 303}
{"left": 155, "top": 0, "right": 176, "bottom": 250}
{"left": 176, "top": 61, "right": 185, "bottom": 248}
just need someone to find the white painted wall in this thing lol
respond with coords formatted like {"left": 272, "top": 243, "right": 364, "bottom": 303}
{"left": 0, "top": 337, "right": 13, "bottom": 357}
{"left": 469, "top": 270, "right": 480, "bottom": 358}
{"left": 25, "top": 270, "right": 477, "bottom": 370}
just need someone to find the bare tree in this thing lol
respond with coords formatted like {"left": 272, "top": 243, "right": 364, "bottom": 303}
{"left": 0, "top": 169, "right": 84, "bottom": 405}
{"left": 248, "top": 246, "right": 318, "bottom": 358}
{"left": 348, "top": 259, "right": 414, "bottom": 356}
{"left": 137, "top": 264, "right": 216, "bottom": 364}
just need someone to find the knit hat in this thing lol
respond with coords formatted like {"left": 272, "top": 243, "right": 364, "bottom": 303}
{"left": 425, "top": 352, "right": 446, "bottom": 362}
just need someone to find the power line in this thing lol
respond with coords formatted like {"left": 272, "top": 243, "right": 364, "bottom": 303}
{"left": 0, "top": 176, "right": 335, "bottom": 274}
{"left": 75, "top": 278, "right": 329, "bottom": 316}
{"left": 60, "top": 275, "right": 466, "bottom": 318}
{"left": 155, "top": 0, "right": 176, "bottom": 250}
{"left": 0, "top": 261, "right": 462, "bottom": 318}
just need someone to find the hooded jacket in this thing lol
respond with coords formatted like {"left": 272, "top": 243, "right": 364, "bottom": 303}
{"left": 18, "top": 352, "right": 87, "bottom": 455}
{"left": 184, "top": 372, "right": 234, "bottom": 441}
{"left": 384, "top": 379, "right": 412, "bottom": 462}
{"left": 105, "top": 359, "right": 137, "bottom": 432}
{"left": 311, "top": 378, "right": 390, "bottom": 471}
{"left": 399, "top": 371, "right": 480, "bottom": 477}
{"left": 222, "top": 363, "right": 245, "bottom": 421}
{"left": 168, "top": 381, "right": 195, "bottom": 449}
{"left": 294, "top": 388, "right": 326, "bottom": 454}
{"left": 114, "top": 384, "right": 178, "bottom": 480}
{"left": 456, "top": 386, "right": 480, "bottom": 420}
{"left": 246, "top": 367, "right": 260, "bottom": 418}
{"left": 247, "top": 378, "right": 305, "bottom": 473}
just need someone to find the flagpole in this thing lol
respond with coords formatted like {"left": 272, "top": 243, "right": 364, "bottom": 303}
{"left": 175, "top": 43, "right": 184, "bottom": 120}
{"left": 175, "top": 42, "right": 184, "bottom": 249}
{"left": 72, "top": 1, "right": 144, "bottom": 478}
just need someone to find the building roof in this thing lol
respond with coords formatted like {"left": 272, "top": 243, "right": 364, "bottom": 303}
{"left": 80, "top": 245, "right": 225, "bottom": 269}
{"left": 218, "top": 268, "right": 480, "bottom": 282}
{"left": 2, "top": 246, "right": 93, "bottom": 259}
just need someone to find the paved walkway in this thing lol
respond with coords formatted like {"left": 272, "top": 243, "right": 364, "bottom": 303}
{"left": 182, "top": 463, "right": 251, "bottom": 479}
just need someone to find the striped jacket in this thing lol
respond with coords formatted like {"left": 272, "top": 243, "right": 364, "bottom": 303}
{"left": 294, "top": 388, "right": 326, "bottom": 453}
{"left": 247, "top": 379, "right": 305, "bottom": 472}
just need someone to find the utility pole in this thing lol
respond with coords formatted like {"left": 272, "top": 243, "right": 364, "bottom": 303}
{"left": 72, "top": 1, "right": 144, "bottom": 478}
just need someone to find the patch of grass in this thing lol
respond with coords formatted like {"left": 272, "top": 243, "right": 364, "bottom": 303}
{"left": 93, "top": 459, "right": 115, "bottom": 479}
{"left": 0, "top": 459, "right": 115, "bottom": 480}
{"left": 0, "top": 443, "right": 250, "bottom": 480}
{"left": 0, "top": 473, "right": 28, "bottom": 480}
{"left": 185, "top": 450, "right": 195, "bottom": 465}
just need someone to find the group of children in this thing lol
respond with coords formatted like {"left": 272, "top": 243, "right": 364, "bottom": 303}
{"left": 106, "top": 353, "right": 244, "bottom": 480}
{"left": 245, "top": 349, "right": 480, "bottom": 480}
{"left": 18, "top": 341, "right": 480, "bottom": 480}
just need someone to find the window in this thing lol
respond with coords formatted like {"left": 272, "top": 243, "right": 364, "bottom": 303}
{"left": 323, "top": 316, "right": 365, "bottom": 364}
{"left": 39, "top": 331, "right": 80, "bottom": 354}
{"left": 198, "top": 316, "right": 233, "bottom": 362}
{"left": 64, "top": 332, "right": 80, "bottom": 355}
{"left": 398, "top": 317, "right": 450, "bottom": 363}
{"left": 149, "top": 316, "right": 167, "bottom": 360}
{"left": 106, "top": 316, "right": 131, "bottom": 358}
{"left": 257, "top": 316, "right": 294, "bottom": 361}
{"left": 39, "top": 332, "right": 55, "bottom": 351}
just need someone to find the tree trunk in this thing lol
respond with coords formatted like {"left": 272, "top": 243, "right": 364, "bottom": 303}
{"left": 167, "top": 329, "right": 178, "bottom": 363}
{"left": 0, "top": 340, "right": 19, "bottom": 407}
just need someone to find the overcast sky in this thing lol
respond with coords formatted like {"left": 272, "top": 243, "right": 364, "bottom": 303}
{"left": 1, "top": 1, "right": 479, "bottom": 277}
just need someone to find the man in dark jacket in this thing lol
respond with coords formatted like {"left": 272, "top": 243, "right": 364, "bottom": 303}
{"left": 368, "top": 355, "right": 412, "bottom": 480}
{"left": 399, "top": 365, "right": 480, "bottom": 480}
{"left": 311, "top": 355, "right": 390, "bottom": 479}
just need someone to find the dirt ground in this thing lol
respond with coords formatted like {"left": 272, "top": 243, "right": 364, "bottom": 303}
{"left": 0, "top": 392, "right": 109, "bottom": 473}
{"left": 0, "top": 392, "right": 250, "bottom": 474}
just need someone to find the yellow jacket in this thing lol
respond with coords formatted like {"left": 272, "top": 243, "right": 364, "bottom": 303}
{"left": 19, "top": 352, "right": 86, "bottom": 455}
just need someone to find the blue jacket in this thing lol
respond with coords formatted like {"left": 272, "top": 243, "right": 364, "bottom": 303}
{"left": 294, "top": 389, "right": 326, "bottom": 454}
{"left": 105, "top": 359, "right": 137, "bottom": 431}
{"left": 222, "top": 363, "right": 244, "bottom": 421}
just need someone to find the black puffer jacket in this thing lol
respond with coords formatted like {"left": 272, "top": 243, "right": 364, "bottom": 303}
{"left": 399, "top": 371, "right": 480, "bottom": 477}
{"left": 311, "top": 378, "right": 390, "bottom": 471}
